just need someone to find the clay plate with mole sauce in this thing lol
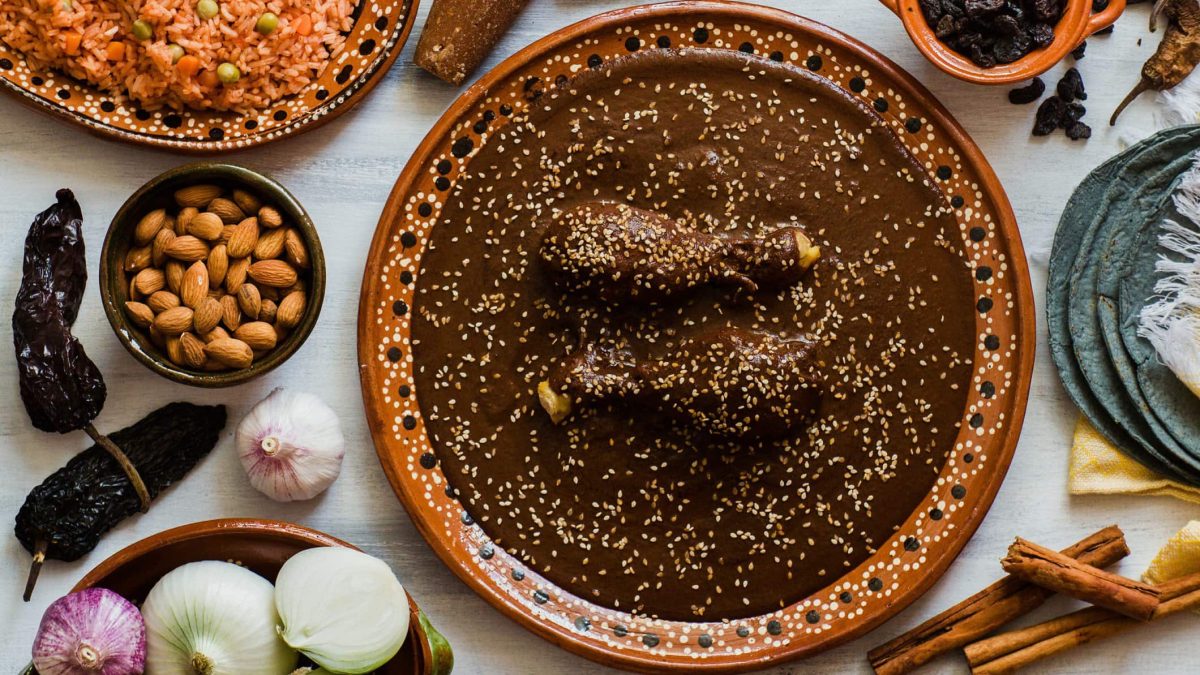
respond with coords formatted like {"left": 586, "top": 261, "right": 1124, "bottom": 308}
{"left": 358, "top": 2, "right": 1034, "bottom": 671}
{"left": 0, "top": 0, "right": 416, "bottom": 152}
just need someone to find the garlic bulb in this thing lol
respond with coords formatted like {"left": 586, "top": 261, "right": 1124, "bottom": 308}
{"left": 32, "top": 588, "right": 145, "bottom": 675}
{"left": 275, "top": 547, "right": 409, "bottom": 674}
{"left": 236, "top": 388, "right": 345, "bottom": 501}
{"left": 141, "top": 560, "right": 297, "bottom": 674}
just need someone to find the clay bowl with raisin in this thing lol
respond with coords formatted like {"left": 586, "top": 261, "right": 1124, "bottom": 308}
{"left": 100, "top": 163, "right": 325, "bottom": 387}
{"left": 881, "top": 0, "right": 1125, "bottom": 84}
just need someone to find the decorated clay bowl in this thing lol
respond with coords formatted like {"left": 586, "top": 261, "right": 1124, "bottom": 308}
{"left": 100, "top": 162, "right": 325, "bottom": 387}
{"left": 879, "top": 0, "right": 1126, "bottom": 85}
{"left": 0, "top": 0, "right": 417, "bottom": 151}
{"left": 21, "top": 519, "right": 452, "bottom": 675}
{"left": 358, "top": 2, "right": 1035, "bottom": 672}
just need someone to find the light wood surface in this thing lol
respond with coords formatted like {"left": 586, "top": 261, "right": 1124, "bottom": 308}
{"left": 1, "top": 2, "right": 1196, "bottom": 673}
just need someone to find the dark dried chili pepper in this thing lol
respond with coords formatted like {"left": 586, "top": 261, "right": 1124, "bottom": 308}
{"left": 1111, "top": 0, "right": 1200, "bottom": 124}
{"left": 16, "top": 402, "right": 226, "bottom": 600}
{"left": 13, "top": 189, "right": 105, "bottom": 434}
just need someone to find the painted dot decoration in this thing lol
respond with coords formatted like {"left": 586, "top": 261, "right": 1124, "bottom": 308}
{"left": 386, "top": 346, "right": 402, "bottom": 362}
{"left": 419, "top": 452, "right": 436, "bottom": 469}
{"left": 356, "top": 7, "right": 1032, "bottom": 669}
{"left": 984, "top": 334, "right": 1001, "bottom": 350}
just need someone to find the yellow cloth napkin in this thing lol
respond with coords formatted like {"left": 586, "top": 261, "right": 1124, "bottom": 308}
{"left": 1144, "top": 520, "right": 1200, "bottom": 586}
{"left": 1068, "top": 417, "right": 1200, "bottom": 504}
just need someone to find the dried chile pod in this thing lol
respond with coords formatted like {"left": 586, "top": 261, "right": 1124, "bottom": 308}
{"left": 1111, "top": 0, "right": 1200, "bottom": 124}
{"left": 15, "top": 402, "right": 227, "bottom": 600}
{"left": 13, "top": 189, "right": 106, "bottom": 434}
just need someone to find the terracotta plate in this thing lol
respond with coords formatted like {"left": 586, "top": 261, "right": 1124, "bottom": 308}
{"left": 0, "top": 0, "right": 416, "bottom": 152}
{"left": 358, "top": 2, "right": 1034, "bottom": 671}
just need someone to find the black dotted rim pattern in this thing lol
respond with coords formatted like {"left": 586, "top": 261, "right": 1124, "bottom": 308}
{"left": 363, "top": 8, "right": 1026, "bottom": 666}
{"left": 0, "top": 0, "right": 414, "bottom": 150}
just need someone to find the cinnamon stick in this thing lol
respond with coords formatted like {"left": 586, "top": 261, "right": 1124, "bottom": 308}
{"left": 966, "top": 571, "right": 1200, "bottom": 674}
{"left": 414, "top": 0, "right": 531, "bottom": 85}
{"left": 867, "top": 526, "right": 1128, "bottom": 675}
{"left": 1001, "top": 537, "right": 1160, "bottom": 621}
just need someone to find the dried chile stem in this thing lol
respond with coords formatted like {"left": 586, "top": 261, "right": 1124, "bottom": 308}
{"left": 23, "top": 540, "right": 46, "bottom": 602}
{"left": 83, "top": 423, "right": 150, "bottom": 512}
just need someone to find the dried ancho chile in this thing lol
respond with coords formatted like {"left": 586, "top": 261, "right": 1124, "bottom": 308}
{"left": 923, "top": 0, "right": 1065, "bottom": 67}
{"left": 1009, "top": 77, "right": 1046, "bottom": 104}
{"left": 1111, "top": 0, "right": 1200, "bottom": 124}
{"left": 15, "top": 403, "right": 226, "bottom": 599}
{"left": 13, "top": 190, "right": 105, "bottom": 434}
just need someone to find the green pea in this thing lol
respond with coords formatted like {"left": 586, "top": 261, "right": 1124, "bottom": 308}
{"left": 255, "top": 12, "right": 278, "bottom": 35}
{"left": 168, "top": 43, "right": 184, "bottom": 64}
{"left": 195, "top": 0, "right": 218, "bottom": 20}
{"left": 131, "top": 19, "right": 152, "bottom": 41}
{"left": 216, "top": 62, "right": 240, "bottom": 84}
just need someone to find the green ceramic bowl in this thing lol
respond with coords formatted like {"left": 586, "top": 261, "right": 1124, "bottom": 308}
{"left": 100, "top": 163, "right": 325, "bottom": 387}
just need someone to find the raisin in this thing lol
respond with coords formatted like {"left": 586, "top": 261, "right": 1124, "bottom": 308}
{"left": 1066, "top": 121, "right": 1092, "bottom": 140}
{"left": 1071, "top": 41, "right": 1087, "bottom": 60}
{"left": 1057, "top": 67, "right": 1087, "bottom": 102}
{"left": 970, "top": 43, "right": 997, "bottom": 68}
{"left": 936, "top": 14, "right": 959, "bottom": 38}
{"left": 994, "top": 14, "right": 1022, "bottom": 36}
{"left": 1092, "top": 0, "right": 1109, "bottom": 9}
{"left": 1031, "top": 0, "right": 1064, "bottom": 22}
{"left": 965, "top": 0, "right": 1005, "bottom": 17}
{"left": 1030, "top": 23, "right": 1055, "bottom": 48}
{"left": 1034, "top": 95, "right": 1066, "bottom": 135}
{"left": 1008, "top": 77, "right": 1046, "bottom": 104}
{"left": 1061, "top": 101, "right": 1086, "bottom": 128}
{"left": 994, "top": 33, "right": 1032, "bottom": 63}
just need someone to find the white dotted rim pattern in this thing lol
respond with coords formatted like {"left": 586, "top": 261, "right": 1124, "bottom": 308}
{"left": 0, "top": 0, "right": 416, "bottom": 151}
{"left": 358, "top": 2, "right": 1034, "bottom": 671}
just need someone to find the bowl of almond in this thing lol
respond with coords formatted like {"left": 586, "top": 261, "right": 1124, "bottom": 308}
{"left": 100, "top": 163, "right": 325, "bottom": 387}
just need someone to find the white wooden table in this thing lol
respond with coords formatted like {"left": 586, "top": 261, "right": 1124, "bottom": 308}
{"left": 2, "top": 1, "right": 1197, "bottom": 672}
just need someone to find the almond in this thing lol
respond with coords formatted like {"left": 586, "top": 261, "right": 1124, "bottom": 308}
{"left": 259, "top": 298, "right": 278, "bottom": 324}
{"left": 237, "top": 283, "right": 262, "bottom": 319}
{"left": 207, "top": 244, "right": 228, "bottom": 288}
{"left": 134, "top": 208, "right": 167, "bottom": 244}
{"left": 253, "top": 226, "right": 288, "bottom": 260}
{"left": 276, "top": 290, "right": 306, "bottom": 329}
{"left": 225, "top": 257, "right": 250, "bottom": 293}
{"left": 207, "top": 197, "right": 245, "bottom": 224}
{"left": 248, "top": 259, "right": 297, "bottom": 288}
{"left": 165, "top": 261, "right": 185, "bottom": 294}
{"left": 194, "top": 297, "right": 222, "bottom": 334}
{"left": 174, "top": 184, "right": 221, "bottom": 208}
{"left": 166, "top": 336, "right": 185, "bottom": 366}
{"left": 129, "top": 276, "right": 141, "bottom": 301}
{"left": 164, "top": 235, "right": 210, "bottom": 262}
{"left": 220, "top": 224, "right": 238, "bottom": 243}
{"left": 258, "top": 205, "right": 284, "bottom": 228}
{"left": 285, "top": 279, "right": 307, "bottom": 296}
{"left": 177, "top": 206, "right": 198, "bottom": 232}
{"left": 174, "top": 212, "right": 189, "bottom": 235}
{"left": 146, "top": 290, "right": 181, "bottom": 314}
{"left": 259, "top": 284, "right": 280, "bottom": 302}
{"left": 153, "top": 306, "right": 194, "bottom": 336}
{"left": 151, "top": 228, "right": 175, "bottom": 267}
{"left": 187, "top": 211, "right": 224, "bottom": 241}
{"left": 203, "top": 326, "right": 230, "bottom": 343}
{"left": 179, "top": 332, "right": 208, "bottom": 369}
{"left": 220, "top": 294, "right": 242, "bottom": 331}
{"left": 232, "top": 189, "right": 262, "bottom": 214}
{"left": 163, "top": 213, "right": 176, "bottom": 238}
{"left": 124, "top": 301, "right": 154, "bottom": 328}
{"left": 206, "top": 338, "right": 253, "bottom": 369}
{"left": 148, "top": 324, "right": 167, "bottom": 348}
{"left": 124, "top": 245, "right": 151, "bottom": 272}
{"left": 283, "top": 228, "right": 310, "bottom": 269}
{"left": 272, "top": 322, "right": 290, "bottom": 343}
{"left": 180, "top": 261, "right": 209, "bottom": 308}
{"left": 235, "top": 321, "right": 277, "bottom": 350}
{"left": 133, "top": 267, "right": 165, "bottom": 295}
{"left": 226, "top": 217, "right": 259, "bottom": 258}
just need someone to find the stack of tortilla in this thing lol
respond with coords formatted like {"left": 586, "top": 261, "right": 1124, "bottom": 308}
{"left": 1049, "top": 125, "right": 1200, "bottom": 485}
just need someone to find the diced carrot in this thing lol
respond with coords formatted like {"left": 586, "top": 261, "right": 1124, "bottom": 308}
{"left": 295, "top": 14, "right": 312, "bottom": 36}
{"left": 63, "top": 31, "right": 82, "bottom": 56}
{"left": 176, "top": 54, "right": 201, "bottom": 77}
{"left": 105, "top": 41, "right": 124, "bottom": 61}
{"left": 198, "top": 69, "right": 219, "bottom": 88}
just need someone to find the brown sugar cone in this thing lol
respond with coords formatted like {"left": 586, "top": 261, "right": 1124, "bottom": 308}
{"left": 414, "top": 0, "right": 531, "bottom": 85}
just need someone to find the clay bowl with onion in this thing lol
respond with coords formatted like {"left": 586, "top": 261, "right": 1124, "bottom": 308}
{"left": 100, "top": 162, "right": 325, "bottom": 387}
{"left": 879, "top": 0, "right": 1126, "bottom": 84}
{"left": 21, "top": 519, "right": 453, "bottom": 675}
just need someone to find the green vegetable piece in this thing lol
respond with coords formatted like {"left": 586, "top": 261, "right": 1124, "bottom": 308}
{"left": 217, "top": 62, "right": 240, "bottom": 84}
{"left": 131, "top": 19, "right": 152, "bottom": 41}
{"left": 255, "top": 12, "right": 278, "bottom": 35}
{"left": 168, "top": 43, "right": 184, "bottom": 64}
{"left": 196, "top": 0, "right": 218, "bottom": 20}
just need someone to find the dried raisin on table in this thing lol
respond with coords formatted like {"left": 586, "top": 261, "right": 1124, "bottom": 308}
{"left": 1057, "top": 67, "right": 1087, "bottom": 101}
{"left": 1009, "top": 77, "right": 1046, "bottom": 104}
{"left": 1061, "top": 101, "right": 1087, "bottom": 128}
{"left": 1066, "top": 122, "right": 1093, "bottom": 140}
{"left": 1034, "top": 95, "right": 1067, "bottom": 135}
{"left": 1071, "top": 40, "right": 1087, "bottom": 59}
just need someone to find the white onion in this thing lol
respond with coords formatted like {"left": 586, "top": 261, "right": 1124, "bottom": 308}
{"left": 141, "top": 561, "right": 297, "bottom": 674}
{"left": 235, "top": 388, "right": 345, "bottom": 502}
{"left": 275, "top": 547, "right": 409, "bottom": 674}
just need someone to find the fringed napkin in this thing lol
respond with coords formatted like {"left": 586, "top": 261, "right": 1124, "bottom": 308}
{"left": 1068, "top": 417, "right": 1200, "bottom": 504}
